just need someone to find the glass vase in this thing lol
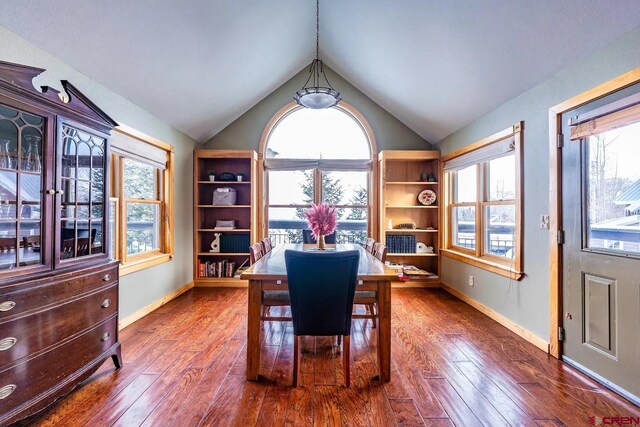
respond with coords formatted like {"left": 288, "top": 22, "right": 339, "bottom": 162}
{"left": 317, "top": 234, "right": 325, "bottom": 250}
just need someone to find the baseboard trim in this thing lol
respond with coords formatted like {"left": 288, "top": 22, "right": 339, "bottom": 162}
{"left": 118, "top": 281, "right": 194, "bottom": 330}
{"left": 441, "top": 282, "right": 550, "bottom": 354}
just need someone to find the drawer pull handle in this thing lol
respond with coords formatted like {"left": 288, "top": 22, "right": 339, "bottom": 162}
{"left": 0, "top": 384, "right": 16, "bottom": 400}
{"left": 0, "top": 301, "right": 15, "bottom": 312}
{"left": 102, "top": 274, "right": 111, "bottom": 282}
{"left": 101, "top": 332, "right": 110, "bottom": 342}
{"left": 0, "top": 337, "right": 16, "bottom": 351}
{"left": 101, "top": 299, "right": 111, "bottom": 308}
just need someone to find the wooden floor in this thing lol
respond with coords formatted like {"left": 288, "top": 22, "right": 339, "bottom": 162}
{"left": 28, "top": 288, "right": 639, "bottom": 427}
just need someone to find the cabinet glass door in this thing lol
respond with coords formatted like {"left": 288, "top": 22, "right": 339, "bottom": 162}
{"left": 59, "top": 123, "right": 106, "bottom": 261}
{"left": 0, "top": 104, "right": 45, "bottom": 270}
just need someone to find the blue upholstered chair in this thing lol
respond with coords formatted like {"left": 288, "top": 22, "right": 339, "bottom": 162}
{"left": 284, "top": 249, "right": 360, "bottom": 387}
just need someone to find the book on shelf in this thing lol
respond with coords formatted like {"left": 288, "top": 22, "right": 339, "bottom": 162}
{"left": 385, "top": 234, "right": 417, "bottom": 254}
{"left": 197, "top": 259, "right": 238, "bottom": 278}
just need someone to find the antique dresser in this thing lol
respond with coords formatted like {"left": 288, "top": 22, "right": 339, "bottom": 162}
{"left": 0, "top": 60, "right": 121, "bottom": 426}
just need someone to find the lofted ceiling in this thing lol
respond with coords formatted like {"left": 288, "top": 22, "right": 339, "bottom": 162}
{"left": 1, "top": 1, "right": 639, "bottom": 143}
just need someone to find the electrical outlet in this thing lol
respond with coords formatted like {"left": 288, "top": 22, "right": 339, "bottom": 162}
{"left": 468, "top": 275, "right": 474, "bottom": 287}
{"left": 540, "top": 215, "right": 550, "bottom": 229}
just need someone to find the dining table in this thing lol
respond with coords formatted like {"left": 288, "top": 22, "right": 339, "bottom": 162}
{"left": 240, "top": 243, "right": 398, "bottom": 382}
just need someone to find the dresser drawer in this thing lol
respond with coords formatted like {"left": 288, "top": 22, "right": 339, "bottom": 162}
{"left": 0, "top": 285, "right": 117, "bottom": 369}
{"left": 0, "top": 263, "right": 118, "bottom": 323}
{"left": 0, "top": 315, "right": 117, "bottom": 418}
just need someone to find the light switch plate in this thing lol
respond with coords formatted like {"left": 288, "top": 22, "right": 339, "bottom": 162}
{"left": 540, "top": 215, "right": 550, "bottom": 229}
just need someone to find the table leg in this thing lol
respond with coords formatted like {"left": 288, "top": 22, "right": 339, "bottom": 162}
{"left": 247, "top": 280, "right": 262, "bottom": 380}
{"left": 377, "top": 280, "right": 391, "bottom": 382}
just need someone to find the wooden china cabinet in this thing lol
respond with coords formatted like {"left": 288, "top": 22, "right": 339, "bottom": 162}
{"left": 0, "top": 60, "right": 121, "bottom": 426}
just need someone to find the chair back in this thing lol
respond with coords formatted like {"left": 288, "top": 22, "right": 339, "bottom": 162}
{"left": 285, "top": 249, "right": 359, "bottom": 336}
{"left": 261, "top": 237, "right": 273, "bottom": 253}
{"left": 0, "top": 237, "right": 17, "bottom": 252}
{"left": 249, "top": 242, "right": 265, "bottom": 264}
{"left": 23, "top": 235, "right": 40, "bottom": 249}
{"left": 302, "top": 230, "right": 337, "bottom": 244}
{"left": 364, "top": 238, "right": 375, "bottom": 253}
{"left": 61, "top": 237, "right": 90, "bottom": 259}
{"left": 372, "top": 242, "right": 387, "bottom": 263}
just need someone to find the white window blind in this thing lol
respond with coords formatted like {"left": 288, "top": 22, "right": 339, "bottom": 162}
{"left": 111, "top": 131, "right": 168, "bottom": 170}
{"left": 443, "top": 136, "right": 515, "bottom": 172}
{"left": 264, "top": 158, "right": 372, "bottom": 171}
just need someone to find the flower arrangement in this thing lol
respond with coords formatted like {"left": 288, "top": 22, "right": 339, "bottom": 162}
{"left": 305, "top": 203, "right": 337, "bottom": 249}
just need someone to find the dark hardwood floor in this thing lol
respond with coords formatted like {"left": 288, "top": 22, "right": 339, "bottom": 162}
{"left": 28, "top": 288, "right": 639, "bottom": 426}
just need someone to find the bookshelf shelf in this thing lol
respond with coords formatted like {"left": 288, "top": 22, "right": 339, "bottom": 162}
{"left": 194, "top": 150, "right": 257, "bottom": 286}
{"left": 379, "top": 150, "right": 441, "bottom": 284}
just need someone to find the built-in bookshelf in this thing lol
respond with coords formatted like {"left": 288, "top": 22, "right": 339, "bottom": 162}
{"left": 193, "top": 149, "right": 257, "bottom": 286}
{"left": 379, "top": 150, "right": 441, "bottom": 284}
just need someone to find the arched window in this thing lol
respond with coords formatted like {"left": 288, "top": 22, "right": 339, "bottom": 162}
{"left": 263, "top": 103, "right": 374, "bottom": 244}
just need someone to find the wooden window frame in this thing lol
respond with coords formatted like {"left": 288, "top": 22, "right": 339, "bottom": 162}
{"left": 265, "top": 168, "right": 372, "bottom": 241}
{"left": 442, "top": 122, "right": 524, "bottom": 280}
{"left": 111, "top": 126, "right": 174, "bottom": 276}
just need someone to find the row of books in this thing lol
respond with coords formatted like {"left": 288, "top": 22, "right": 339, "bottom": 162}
{"left": 220, "top": 233, "right": 250, "bottom": 253}
{"left": 385, "top": 235, "right": 417, "bottom": 254}
{"left": 198, "top": 259, "right": 236, "bottom": 278}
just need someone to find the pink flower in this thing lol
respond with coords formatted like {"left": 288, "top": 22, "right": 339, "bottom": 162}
{"left": 305, "top": 203, "right": 337, "bottom": 240}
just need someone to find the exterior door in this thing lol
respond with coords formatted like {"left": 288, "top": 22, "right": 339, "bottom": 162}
{"left": 561, "top": 89, "right": 640, "bottom": 404}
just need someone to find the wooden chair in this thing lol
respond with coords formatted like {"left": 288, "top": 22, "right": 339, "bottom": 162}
{"left": 249, "top": 242, "right": 265, "bottom": 264}
{"left": 0, "top": 237, "right": 17, "bottom": 252}
{"left": 364, "top": 238, "right": 375, "bottom": 253}
{"left": 22, "top": 235, "right": 40, "bottom": 250}
{"left": 261, "top": 237, "right": 273, "bottom": 254}
{"left": 354, "top": 242, "right": 387, "bottom": 329}
{"left": 61, "top": 237, "right": 90, "bottom": 259}
{"left": 372, "top": 242, "right": 387, "bottom": 262}
{"left": 250, "top": 241, "right": 290, "bottom": 321}
{"left": 302, "top": 229, "right": 336, "bottom": 244}
{"left": 285, "top": 249, "right": 360, "bottom": 387}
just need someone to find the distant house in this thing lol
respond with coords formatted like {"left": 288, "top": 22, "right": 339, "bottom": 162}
{"left": 591, "top": 179, "right": 640, "bottom": 252}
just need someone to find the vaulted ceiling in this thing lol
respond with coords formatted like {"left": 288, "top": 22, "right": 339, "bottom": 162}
{"left": 1, "top": 1, "right": 640, "bottom": 143}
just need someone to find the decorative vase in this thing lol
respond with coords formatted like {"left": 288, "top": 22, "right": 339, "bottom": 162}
{"left": 317, "top": 234, "right": 326, "bottom": 250}
{"left": 208, "top": 175, "right": 216, "bottom": 182}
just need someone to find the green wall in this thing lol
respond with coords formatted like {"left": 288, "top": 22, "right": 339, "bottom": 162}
{"left": 205, "top": 65, "right": 430, "bottom": 150}
{"left": 0, "top": 25, "right": 199, "bottom": 321}
{"left": 435, "top": 27, "right": 640, "bottom": 343}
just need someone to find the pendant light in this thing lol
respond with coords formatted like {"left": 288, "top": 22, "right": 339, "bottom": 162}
{"left": 294, "top": 0, "right": 341, "bottom": 109}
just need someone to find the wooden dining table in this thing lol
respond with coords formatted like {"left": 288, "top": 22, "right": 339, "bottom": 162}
{"left": 241, "top": 243, "right": 398, "bottom": 382}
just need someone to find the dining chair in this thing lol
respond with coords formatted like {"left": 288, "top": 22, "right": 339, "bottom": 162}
{"left": 372, "top": 242, "right": 387, "bottom": 262}
{"left": 22, "top": 235, "right": 40, "bottom": 250}
{"left": 364, "top": 238, "right": 375, "bottom": 253}
{"left": 250, "top": 241, "right": 290, "bottom": 321}
{"left": 302, "top": 229, "right": 336, "bottom": 244}
{"left": 261, "top": 237, "right": 273, "bottom": 254}
{"left": 354, "top": 243, "right": 383, "bottom": 328}
{"left": 249, "top": 242, "right": 265, "bottom": 264}
{"left": 0, "top": 237, "right": 17, "bottom": 253}
{"left": 285, "top": 249, "right": 360, "bottom": 387}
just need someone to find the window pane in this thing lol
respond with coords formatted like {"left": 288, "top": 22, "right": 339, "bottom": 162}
{"left": 455, "top": 165, "right": 476, "bottom": 203}
{"left": 109, "top": 199, "right": 117, "bottom": 260}
{"left": 586, "top": 123, "right": 640, "bottom": 254}
{"left": 127, "top": 203, "right": 160, "bottom": 255}
{"left": 322, "top": 171, "right": 368, "bottom": 206}
{"left": 484, "top": 205, "right": 516, "bottom": 258}
{"left": 489, "top": 155, "right": 515, "bottom": 201}
{"left": 124, "top": 159, "right": 157, "bottom": 199}
{"left": 268, "top": 207, "right": 306, "bottom": 244}
{"left": 452, "top": 206, "right": 475, "bottom": 249}
{"left": 336, "top": 208, "right": 368, "bottom": 245}
{"left": 268, "top": 170, "right": 312, "bottom": 205}
{"left": 0, "top": 222, "right": 17, "bottom": 269}
{"left": 266, "top": 108, "right": 370, "bottom": 160}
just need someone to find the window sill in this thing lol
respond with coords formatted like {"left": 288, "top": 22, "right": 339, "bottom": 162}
{"left": 119, "top": 253, "right": 173, "bottom": 277}
{"left": 441, "top": 249, "right": 524, "bottom": 281}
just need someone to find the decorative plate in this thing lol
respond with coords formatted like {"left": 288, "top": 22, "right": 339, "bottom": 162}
{"left": 418, "top": 189, "right": 436, "bottom": 206}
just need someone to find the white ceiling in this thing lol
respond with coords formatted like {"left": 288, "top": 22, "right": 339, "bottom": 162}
{"left": 1, "top": 1, "right": 640, "bottom": 143}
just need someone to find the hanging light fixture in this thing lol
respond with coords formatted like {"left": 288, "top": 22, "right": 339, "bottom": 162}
{"left": 294, "top": 0, "right": 341, "bottom": 109}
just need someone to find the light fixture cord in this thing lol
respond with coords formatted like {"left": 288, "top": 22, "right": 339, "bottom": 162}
{"left": 315, "top": 0, "right": 320, "bottom": 87}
